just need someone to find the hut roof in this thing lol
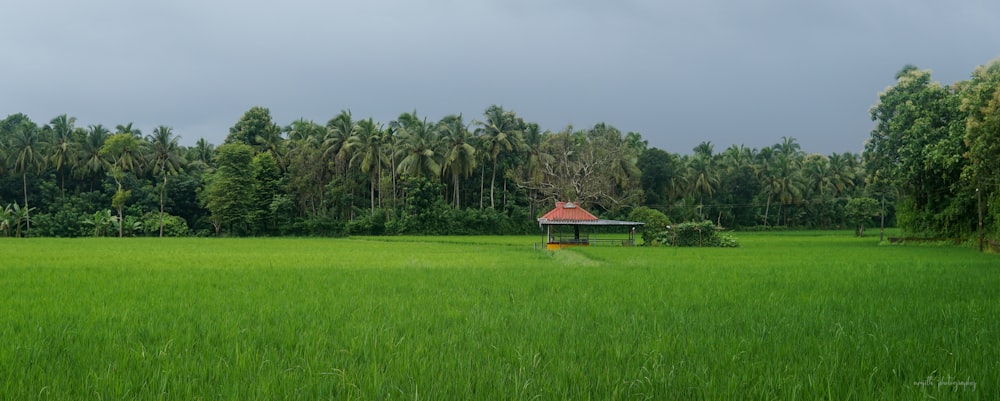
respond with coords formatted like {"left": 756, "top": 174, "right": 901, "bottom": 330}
{"left": 537, "top": 201, "right": 645, "bottom": 226}
{"left": 537, "top": 201, "right": 598, "bottom": 222}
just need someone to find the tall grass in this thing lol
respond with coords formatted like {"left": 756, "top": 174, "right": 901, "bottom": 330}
{"left": 0, "top": 233, "right": 995, "bottom": 400}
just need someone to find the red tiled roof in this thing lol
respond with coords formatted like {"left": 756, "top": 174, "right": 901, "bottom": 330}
{"left": 537, "top": 201, "right": 598, "bottom": 222}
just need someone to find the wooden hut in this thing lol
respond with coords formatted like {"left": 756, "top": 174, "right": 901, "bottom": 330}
{"left": 537, "top": 201, "right": 644, "bottom": 250}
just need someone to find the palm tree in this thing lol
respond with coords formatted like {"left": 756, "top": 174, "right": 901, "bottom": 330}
{"left": 774, "top": 136, "right": 802, "bottom": 160}
{"left": 686, "top": 154, "right": 719, "bottom": 219}
{"left": 146, "top": 126, "right": 185, "bottom": 237}
{"left": 77, "top": 124, "right": 111, "bottom": 188}
{"left": 9, "top": 119, "right": 44, "bottom": 232}
{"left": 756, "top": 147, "right": 778, "bottom": 226}
{"left": 803, "top": 154, "right": 831, "bottom": 200}
{"left": 771, "top": 154, "right": 804, "bottom": 225}
{"left": 188, "top": 137, "right": 215, "bottom": 170}
{"left": 474, "top": 105, "right": 522, "bottom": 209}
{"left": 103, "top": 133, "right": 144, "bottom": 177}
{"left": 519, "top": 122, "right": 552, "bottom": 215}
{"left": 438, "top": 114, "right": 477, "bottom": 208}
{"left": 383, "top": 125, "right": 400, "bottom": 209}
{"left": 721, "top": 144, "right": 754, "bottom": 174}
{"left": 115, "top": 122, "right": 142, "bottom": 138}
{"left": 758, "top": 141, "right": 806, "bottom": 227}
{"left": 46, "top": 114, "right": 79, "bottom": 195}
{"left": 348, "top": 118, "right": 389, "bottom": 214}
{"left": 827, "top": 152, "right": 856, "bottom": 197}
{"left": 100, "top": 133, "right": 145, "bottom": 237}
{"left": 324, "top": 110, "right": 355, "bottom": 175}
{"left": 286, "top": 118, "right": 325, "bottom": 145}
{"left": 693, "top": 141, "right": 714, "bottom": 159}
{"left": 393, "top": 111, "right": 443, "bottom": 181}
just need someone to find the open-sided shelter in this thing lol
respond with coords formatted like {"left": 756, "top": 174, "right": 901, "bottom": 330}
{"left": 537, "top": 201, "right": 644, "bottom": 250}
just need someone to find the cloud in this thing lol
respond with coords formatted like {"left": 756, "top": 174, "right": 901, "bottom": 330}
{"left": 2, "top": 0, "right": 998, "bottom": 153}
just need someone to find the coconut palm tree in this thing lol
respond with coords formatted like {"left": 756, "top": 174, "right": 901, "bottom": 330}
{"left": 146, "top": 126, "right": 185, "bottom": 237}
{"left": 77, "top": 124, "right": 111, "bottom": 188}
{"left": 115, "top": 122, "right": 142, "bottom": 138}
{"left": 519, "top": 122, "right": 552, "bottom": 215}
{"left": 286, "top": 118, "right": 325, "bottom": 145}
{"left": 686, "top": 154, "right": 719, "bottom": 219}
{"left": 438, "top": 114, "right": 477, "bottom": 208}
{"left": 770, "top": 154, "right": 805, "bottom": 226}
{"left": 100, "top": 133, "right": 145, "bottom": 237}
{"left": 46, "top": 114, "right": 79, "bottom": 195}
{"left": 9, "top": 119, "right": 44, "bottom": 232}
{"left": 774, "top": 136, "right": 802, "bottom": 160}
{"left": 188, "top": 137, "right": 215, "bottom": 171}
{"left": 394, "top": 111, "right": 443, "bottom": 181}
{"left": 324, "top": 110, "right": 355, "bottom": 176}
{"left": 348, "top": 118, "right": 389, "bottom": 214}
{"left": 756, "top": 147, "right": 778, "bottom": 226}
{"left": 827, "top": 152, "right": 856, "bottom": 197}
{"left": 693, "top": 141, "right": 714, "bottom": 159}
{"left": 721, "top": 144, "right": 754, "bottom": 174}
{"left": 803, "top": 154, "right": 832, "bottom": 200}
{"left": 474, "top": 105, "right": 521, "bottom": 209}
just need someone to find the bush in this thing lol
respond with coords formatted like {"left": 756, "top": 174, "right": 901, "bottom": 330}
{"left": 348, "top": 209, "right": 389, "bottom": 235}
{"left": 627, "top": 206, "right": 671, "bottom": 246}
{"left": 655, "top": 220, "right": 740, "bottom": 247}
{"left": 287, "top": 216, "right": 348, "bottom": 237}
{"left": 30, "top": 209, "right": 88, "bottom": 237}
{"left": 140, "top": 212, "right": 191, "bottom": 237}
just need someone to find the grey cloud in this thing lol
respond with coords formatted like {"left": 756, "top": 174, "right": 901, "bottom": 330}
{"left": 2, "top": 0, "right": 997, "bottom": 153}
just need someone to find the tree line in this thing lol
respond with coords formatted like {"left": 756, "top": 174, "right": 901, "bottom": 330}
{"left": 0, "top": 104, "right": 876, "bottom": 238}
{"left": 1, "top": 58, "right": 995, "bottom": 240}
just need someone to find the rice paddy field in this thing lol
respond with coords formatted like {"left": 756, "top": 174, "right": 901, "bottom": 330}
{"left": 1, "top": 232, "right": 997, "bottom": 400}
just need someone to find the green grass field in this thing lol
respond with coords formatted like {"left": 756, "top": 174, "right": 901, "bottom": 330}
{"left": 1, "top": 232, "right": 996, "bottom": 400}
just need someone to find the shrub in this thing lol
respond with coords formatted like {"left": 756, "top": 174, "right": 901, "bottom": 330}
{"left": 140, "top": 212, "right": 191, "bottom": 237}
{"left": 348, "top": 209, "right": 389, "bottom": 235}
{"left": 288, "top": 215, "right": 348, "bottom": 237}
{"left": 657, "top": 220, "right": 740, "bottom": 247}
{"left": 627, "top": 206, "right": 671, "bottom": 246}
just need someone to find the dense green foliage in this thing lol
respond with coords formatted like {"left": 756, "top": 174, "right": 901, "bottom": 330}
{"left": 0, "top": 108, "right": 876, "bottom": 238}
{"left": 866, "top": 59, "right": 1000, "bottom": 240}
{"left": 2, "top": 59, "right": 998, "bottom": 240}
{"left": 0, "top": 233, "right": 995, "bottom": 399}
{"left": 627, "top": 206, "right": 671, "bottom": 245}
{"left": 663, "top": 220, "right": 740, "bottom": 247}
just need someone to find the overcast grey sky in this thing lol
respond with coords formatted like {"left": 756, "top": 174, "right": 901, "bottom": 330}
{"left": 3, "top": 0, "right": 998, "bottom": 154}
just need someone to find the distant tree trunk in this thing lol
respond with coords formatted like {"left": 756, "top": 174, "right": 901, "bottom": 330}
{"left": 453, "top": 174, "right": 461, "bottom": 208}
{"left": 490, "top": 158, "right": 497, "bottom": 209}
{"left": 879, "top": 191, "right": 885, "bottom": 242}
{"left": 159, "top": 175, "right": 167, "bottom": 237}
{"left": 503, "top": 177, "right": 508, "bottom": 209}
{"left": 763, "top": 193, "right": 772, "bottom": 227}
{"left": 22, "top": 173, "right": 30, "bottom": 232}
